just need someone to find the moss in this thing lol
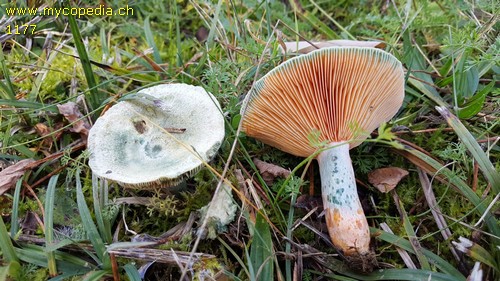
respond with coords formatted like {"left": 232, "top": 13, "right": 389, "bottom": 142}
{"left": 180, "top": 168, "right": 219, "bottom": 218}
{"left": 37, "top": 50, "right": 85, "bottom": 101}
{"left": 292, "top": 225, "right": 316, "bottom": 243}
{"left": 147, "top": 193, "right": 181, "bottom": 218}
{"left": 158, "top": 232, "right": 192, "bottom": 252}
{"left": 193, "top": 256, "right": 223, "bottom": 281}
{"left": 18, "top": 264, "right": 49, "bottom": 281}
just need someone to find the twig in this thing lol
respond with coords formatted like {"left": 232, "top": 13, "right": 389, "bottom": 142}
{"left": 22, "top": 182, "right": 45, "bottom": 230}
{"left": 28, "top": 163, "right": 69, "bottom": 190}
{"left": 474, "top": 192, "right": 500, "bottom": 228}
{"left": 110, "top": 253, "right": 120, "bottom": 281}
{"left": 295, "top": 221, "right": 334, "bottom": 248}
{"left": 418, "top": 168, "right": 463, "bottom": 268}
{"left": 236, "top": 158, "right": 271, "bottom": 205}
{"left": 26, "top": 141, "right": 86, "bottom": 170}
{"left": 171, "top": 249, "right": 190, "bottom": 281}
{"left": 291, "top": 207, "right": 318, "bottom": 232}
{"left": 472, "top": 161, "right": 479, "bottom": 192}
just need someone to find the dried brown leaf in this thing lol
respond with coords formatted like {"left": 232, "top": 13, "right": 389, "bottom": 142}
{"left": 35, "top": 123, "right": 54, "bottom": 149}
{"left": 282, "top": 40, "right": 386, "bottom": 54}
{"left": 34, "top": 123, "right": 64, "bottom": 151}
{"left": 253, "top": 158, "right": 291, "bottom": 184}
{"left": 195, "top": 26, "right": 209, "bottom": 43}
{"left": 57, "top": 102, "right": 91, "bottom": 141}
{"left": 0, "top": 159, "right": 35, "bottom": 195}
{"left": 34, "top": 123, "right": 51, "bottom": 137}
{"left": 368, "top": 167, "right": 409, "bottom": 193}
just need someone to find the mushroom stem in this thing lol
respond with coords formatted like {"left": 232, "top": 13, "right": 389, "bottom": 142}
{"left": 317, "top": 142, "right": 375, "bottom": 270}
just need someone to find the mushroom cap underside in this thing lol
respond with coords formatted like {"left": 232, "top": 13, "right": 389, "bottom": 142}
{"left": 88, "top": 84, "right": 225, "bottom": 188}
{"left": 241, "top": 47, "right": 405, "bottom": 157}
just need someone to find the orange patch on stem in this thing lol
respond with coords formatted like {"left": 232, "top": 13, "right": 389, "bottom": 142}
{"left": 332, "top": 208, "right": 342, "bottom": 226}
{"left": 356, "top": 219, "right": 363, "bottom": 229}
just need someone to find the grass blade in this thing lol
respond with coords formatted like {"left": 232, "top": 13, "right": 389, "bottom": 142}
{"left": 0, "top": 99, "right": 59, "bottom": 113}
{"left": 15, "top": 243, "right": 94, "bottom": 272}
{"left": 0, "top": 261, "right": 20, "bottom": 280}
{"left": 173, "top": 2, "right": 183, "bottom": 68}
{"left": 217, "top": 236, "right": 251, "bottom": 278}
{"left": 123, "top": 263, "right": 142, "bottom": 281}
{"left": 143, "top": 17, "right": 162, "bottom": 64}
{"left": 45, "top": 174, "right": 60, "bottom": 276}
{"left": 81, "top": 270, "right": 109, "bottom": 281}
{"left": 467, "top": 244, "right": 498, "bottom": 272}
{"left": 82, "top": 59, "right": 158, "bottom": 82}
{"left": 284, "top": 178, "right": 302, "bottom": 281}
{"left": 68, "top": 13, "right": 100, "bottom": 112}
{"left": 407, "top": 77, "right": 447, "bottom": 107}
{"left": 250, "top": 212, "right": 274, "bottom": 281}
{"left": 0, "top": 49, "right": 16, "bottom": 100}
{"left": 396, "top": 147, "right": 500, "bottom": 238}
{"left": 289, "top": 1, "right": 337, "bottom": 39}
{"left": 399, "top": 198, "right": 431, "bottom": 270}
{"left": 453, "top": 237, "right": 499, "bottom": 273}
{"left": 436, "top": 106, "right": 500, "bottom": 193}
{"left": 371, "top": 228, "right": 465, "bottom": 279}
{"left": 92, "top": 175, "right": 112, "bottom": 243}
{"left": 317, "top": 268, "right": 462, "bottom": 281}
{"left": 308, "top": 0, "right": 355, "bottom": 39}
{"left": 10, "top": 179, "right": 23, "bottom": 237}
{"left": 75, "top": 170, "right": 110, "bottom": 269}
{"left": 0, "top": 216, "right": 18, "bottom": 262}
{"left": 206, "top": 0, "right": 224, "bottom": 48}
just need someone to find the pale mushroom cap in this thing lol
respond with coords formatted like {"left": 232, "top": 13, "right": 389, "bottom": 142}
{"left": 241, "top": 47, "right": 405, "bottom": 157}
{"left": 88, "top": 84, "right": 225, "bottom": 188}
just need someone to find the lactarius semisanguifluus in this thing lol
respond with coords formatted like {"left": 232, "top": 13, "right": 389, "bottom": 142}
{"left": 240, "top": 47, "right": 405, "bottom": 271}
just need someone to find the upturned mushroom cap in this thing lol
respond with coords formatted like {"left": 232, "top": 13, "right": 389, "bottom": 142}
{"left": 88, "top": 84, "right": 225, "bottom": 189}
{"left": 241, "top": 47, "right": 405, "bottom": 156}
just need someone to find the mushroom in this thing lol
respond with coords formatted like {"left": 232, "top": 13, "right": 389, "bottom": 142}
{"left": 281, "top": 40, "right": 386, "bottom": 54}
{"left": 241, "top": 47, "right": 404, "bottom": 271}
{"left": 88, "top": 83, "right": 225, "bottom": 189}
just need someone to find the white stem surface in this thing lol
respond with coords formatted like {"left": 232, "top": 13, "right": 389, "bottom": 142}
{"left": 317, "top": 142, "right": 370, "bottom": 256}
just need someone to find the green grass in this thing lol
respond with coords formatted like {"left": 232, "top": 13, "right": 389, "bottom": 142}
{"left": 0, "top": 0, "right": 499, "bottom": 280}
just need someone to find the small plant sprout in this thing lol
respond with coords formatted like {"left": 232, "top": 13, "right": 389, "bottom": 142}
{"left": 88, "top": 84, "right": 225, "bottom": 189}
{"left": 241, "top": 47, "right": 405, "bottom": 271}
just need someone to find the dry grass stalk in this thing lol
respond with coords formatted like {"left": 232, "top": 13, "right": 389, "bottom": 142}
{"left": 379, "top": 222, "right": 417, "bottom": 269}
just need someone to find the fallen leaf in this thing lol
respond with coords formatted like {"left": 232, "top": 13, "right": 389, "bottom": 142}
{"left": 368, "top": 167, "right": 409, "bottom": 193}
{"left": 281, "top": 40, "right": 386, "bottom": 54}
{"left": 253, "top": 158, "right": 291, "bottom": 185}
{"left": 20, "top": 211, "right": 39, "bottom": 234}
{"left": 35, "top": 123, "right": 54, "bottom": 149}
{"left": 34, "top": 123, "right": 51, "bottom": 137}
{"left": 0, "top": 159, "right": 35, "bottom": 195}
{"left": 57, "top": 102, "right": 91, "bottom": 142}
{"left": 195, "top": 26, "right": 209, "bottom": 43}
{"left": 34, "top": 123, "right": 64, "bottom": 152}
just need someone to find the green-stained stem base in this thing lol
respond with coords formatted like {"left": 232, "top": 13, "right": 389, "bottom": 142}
{"left": 317, "top": 142, "right": 377, "bottom": 272}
